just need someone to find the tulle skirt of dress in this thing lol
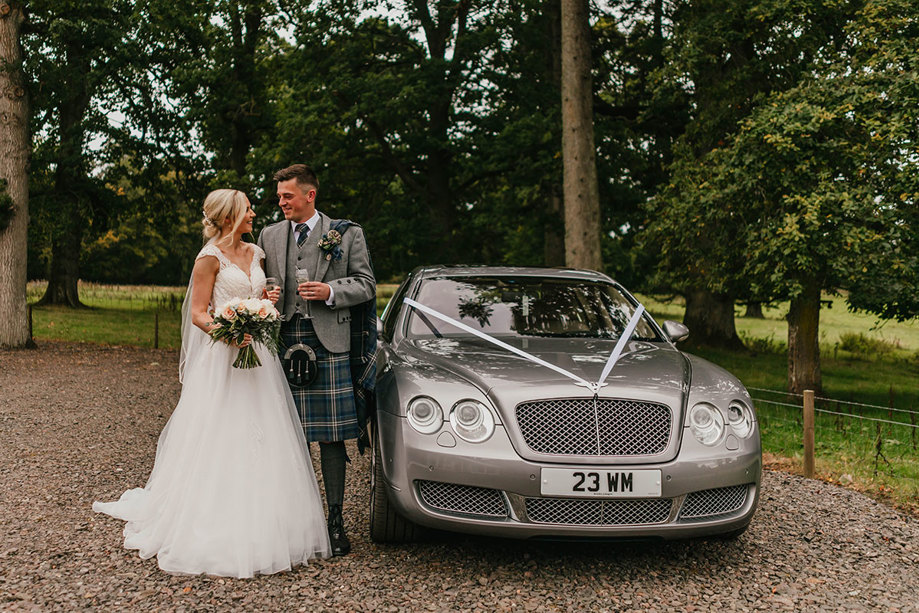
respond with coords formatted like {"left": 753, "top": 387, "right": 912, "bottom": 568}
{"left": 93, "top": 340, "right": 331, "bottom": 577}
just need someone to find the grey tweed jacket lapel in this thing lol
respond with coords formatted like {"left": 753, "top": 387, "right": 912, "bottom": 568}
{"left": 313, "top": 213, "right": 333, "bottom": 282}
{"left": 274, "top": 222, "right": 292, "bottom": 279}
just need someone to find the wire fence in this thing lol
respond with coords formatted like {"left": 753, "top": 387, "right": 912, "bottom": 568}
{"left": 748, "top": 386, "right": 919, "bottom": 498}
{"left": 26, "top": 281, "right": 187, "bottom": 312}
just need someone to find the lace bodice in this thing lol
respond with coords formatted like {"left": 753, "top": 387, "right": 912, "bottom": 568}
{"left": 196, "top": 242, "right": 267, "bottom": 309}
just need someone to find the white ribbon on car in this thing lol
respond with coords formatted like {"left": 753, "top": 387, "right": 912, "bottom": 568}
{"left": 403, "top": 298, "right": 646, "bottom": 395}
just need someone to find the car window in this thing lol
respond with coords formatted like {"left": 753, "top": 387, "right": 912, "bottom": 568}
{"left": 382, "top": 273, "right": 413, "bottom": 341}
{"left": 406, "top": 276, "right": 661, "bottom": 341}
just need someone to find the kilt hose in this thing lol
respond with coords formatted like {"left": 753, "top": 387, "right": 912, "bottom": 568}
{"left": 281, "top": 314, "right": 360, "bottom": 442}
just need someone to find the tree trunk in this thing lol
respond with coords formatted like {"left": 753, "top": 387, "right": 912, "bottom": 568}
{"left": 226, "top": 2, "right": 264, "bottom": 186}
{"left": 0, "top": 1, "right": 32, "bottom": 348}
{"left": 682, "top": 288, "right": 744, "bottom": 350}
{"left": 397, "top": 1, "right": 464, "bottom": 264}
{"left": 651, "top": 0, "right": 664, "bottom": 70}
{"left": 38, "top": 235, "right": 84, "bottom": 306}
{"left": 543, "top": 0, "right": 564, "bottom": 267}
{"left": 787, "top": 280, "right": 822, "bottom": 394}
{"left": 37, "top": 162, "right": 87, "bottom": 307}
{"left": 544, "top": 187, "right": 565, "bottom": 266}
{"left": 744, "top": 302, "right": 764, "bottom": 318}
{"left": 37, "top": 41, "right": 90, "bottom": 308}
{"left": 424, "top": 130, "right": 455, "bottom": 260}
{"left": 560, "top": 0, "right": 602, "bottom": 271}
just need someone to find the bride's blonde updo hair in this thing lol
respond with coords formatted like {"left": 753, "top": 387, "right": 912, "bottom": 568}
{"left": 201, "top": 189, "right": 249, "bottom": 244}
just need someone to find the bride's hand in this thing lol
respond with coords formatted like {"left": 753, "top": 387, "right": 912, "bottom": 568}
{"left": 263, "top": 287, "right": 281, "bottom": 304}
{"left": 230, "top": 333, "right": 253, "bottom": 348}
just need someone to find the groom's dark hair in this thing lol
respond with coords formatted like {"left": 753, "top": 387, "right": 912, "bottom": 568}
{"left": 273, "top": 164, "right": 319, "bottom": 192}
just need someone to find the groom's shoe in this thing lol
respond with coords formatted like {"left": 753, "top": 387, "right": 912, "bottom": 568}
{"left": 327, "top": 505, "right": 351, "bottom": 556}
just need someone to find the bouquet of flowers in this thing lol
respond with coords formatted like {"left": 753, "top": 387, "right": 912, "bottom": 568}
{"left": 210, "top": 297, "right": 281, "bottom": 369}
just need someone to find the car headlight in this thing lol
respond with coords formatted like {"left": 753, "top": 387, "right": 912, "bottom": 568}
{"left": 450, "top": 400, "right": 495, "bottom": 443}
{"left": 727, "top": 400, "right": 755, "bottom": 438}
{"left": 689, "top": 403, "right": 724, "bottom": 446}
{"left": 407, "top": 396, "right": 443, "bottom": 434}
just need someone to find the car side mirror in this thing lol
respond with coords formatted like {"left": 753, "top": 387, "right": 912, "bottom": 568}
{"left": 662, "top": 320, "right": 689, "bottom": 343}
{"left": 377, "top": 316, "right": 384, "bottom": 335}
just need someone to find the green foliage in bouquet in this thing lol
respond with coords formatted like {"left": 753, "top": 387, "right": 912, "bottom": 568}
{"left": 210, "top": 298, "right": 281, "bottom": 369}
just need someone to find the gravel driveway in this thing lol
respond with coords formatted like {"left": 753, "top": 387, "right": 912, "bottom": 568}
{"left": 1, "top": 342, "right": 917, "bottom": 612}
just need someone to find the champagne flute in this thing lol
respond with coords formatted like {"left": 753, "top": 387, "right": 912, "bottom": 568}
{"left": 295, "top": 267, "right": 312, "bottom": 319}
{"left": 264, "top": 276, "right": 279, "bottom": 303}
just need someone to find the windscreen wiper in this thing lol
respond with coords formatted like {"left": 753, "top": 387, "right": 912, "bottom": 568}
{"left": 415, "top": 310, "right": 443, "bottom": 338}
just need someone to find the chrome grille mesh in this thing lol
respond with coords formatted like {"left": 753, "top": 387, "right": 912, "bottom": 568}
{"left": 680, "top": 485, "right": 748, "bottom": 519}
{"left": 526, "top": 497, "right": 672, "bottom": 525}
{"left": 515, "top": 399, "right": 672, "bottom": 456}
{"left": 417, "top": 481, "right": 508, "bottom": 518}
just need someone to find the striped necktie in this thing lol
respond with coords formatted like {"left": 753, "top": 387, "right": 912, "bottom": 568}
{"left": 296, "top": 222, "right": 310, "bottom": 247}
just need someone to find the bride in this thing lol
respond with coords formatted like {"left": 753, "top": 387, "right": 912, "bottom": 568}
{"left": 94, "top": 189, "right": 331, "bottom": 577}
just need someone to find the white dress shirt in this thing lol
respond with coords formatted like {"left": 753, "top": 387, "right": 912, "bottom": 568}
{"left": 290, "top": 212, "right": 335, "bottom": 305}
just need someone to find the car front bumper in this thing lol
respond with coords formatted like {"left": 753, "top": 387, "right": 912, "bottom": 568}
{"left": 376, "top": 410, "right": 761, "bottom": 540}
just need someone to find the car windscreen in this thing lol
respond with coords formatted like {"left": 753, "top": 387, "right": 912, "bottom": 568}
{"left": 406, "top": 276, "right": 662, "bottom": 341}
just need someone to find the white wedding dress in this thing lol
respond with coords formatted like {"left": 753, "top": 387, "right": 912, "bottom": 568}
{"left": 93, "top": 242, "right": 331, "bottom": 577}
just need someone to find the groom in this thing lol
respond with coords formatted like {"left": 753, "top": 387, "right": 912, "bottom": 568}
{"left": 258, "top": 164, "right": 376, "bottom": 556}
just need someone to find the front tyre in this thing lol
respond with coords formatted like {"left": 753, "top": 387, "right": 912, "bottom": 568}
{"left": 369, "top": 421, "right": 422, "bottom": 543}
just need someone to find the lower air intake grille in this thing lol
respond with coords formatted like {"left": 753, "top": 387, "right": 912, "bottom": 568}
{"left": 680, "top": 485, "right": 749, "bottom": 519}
{"left": 525, "top": 497, "right": 672, "bottom": 525}
{"left": 417, "top": 480, "right": 508, "bottom": 518}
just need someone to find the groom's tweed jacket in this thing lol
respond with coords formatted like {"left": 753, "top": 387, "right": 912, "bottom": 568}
{"left": 258, "top": 213, "right": 376, "bottom": 442}
{"left": 258, "top": 213, "right": 376, "bottom": 354}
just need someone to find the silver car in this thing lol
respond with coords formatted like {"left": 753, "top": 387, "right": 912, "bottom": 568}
{"left": 371, "top": 266, "right": 760, "bottom": 541}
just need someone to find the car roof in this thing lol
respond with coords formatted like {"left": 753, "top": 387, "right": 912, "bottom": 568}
{"left": 413, "top": 265, "right": 615, "bottom": 284}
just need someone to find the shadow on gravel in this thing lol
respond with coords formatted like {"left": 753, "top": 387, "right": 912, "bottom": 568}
{"left": 375, "top": 530, "right": 752, "bottom": 571}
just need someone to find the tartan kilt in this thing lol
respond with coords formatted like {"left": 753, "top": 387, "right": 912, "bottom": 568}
{"left": 281, "top": 315, "right": 360, "bottom": 442}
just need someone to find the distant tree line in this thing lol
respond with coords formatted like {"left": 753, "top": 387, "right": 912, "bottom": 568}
{"left": 1, "top": 0, "right": 917, "bottom": 393}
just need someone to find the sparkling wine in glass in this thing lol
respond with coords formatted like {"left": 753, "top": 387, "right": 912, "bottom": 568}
{"left": 264, "top": 276, "right": 279, "bottom": 303}
{"left": 295, "top": 267, "right": 312, "bottom": 319}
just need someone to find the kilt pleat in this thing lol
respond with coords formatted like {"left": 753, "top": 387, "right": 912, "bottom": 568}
{"left": 281, "top": 316, "right": 360, "bottom": 442}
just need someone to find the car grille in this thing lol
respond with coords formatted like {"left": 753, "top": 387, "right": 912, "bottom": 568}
{"left": 417, "top": 480, "right": 508, "bottom": 518}
{"left": 679, "top": 485, "right": 749, "bottom": 519}
{"left": 515, "top": 398, "right": 672, "bottom": 456}
{"left": 525, "top": 497, "right": 673, "bottom": 526}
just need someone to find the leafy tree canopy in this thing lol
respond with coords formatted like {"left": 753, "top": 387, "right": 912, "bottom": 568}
{"left": 701, "top": 0, "right": 919, "bottom": 318}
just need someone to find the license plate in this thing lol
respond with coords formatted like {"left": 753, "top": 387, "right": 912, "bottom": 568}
{"left": 540, "top": 468, "right": 662, "bottom": 498}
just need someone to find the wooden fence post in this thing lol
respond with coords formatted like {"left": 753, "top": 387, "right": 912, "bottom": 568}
{"left": 911, "top": 410, "right": 916, "bottom": 451}
{"left": 803, "top": 389, "right": 815, "bottom": 478}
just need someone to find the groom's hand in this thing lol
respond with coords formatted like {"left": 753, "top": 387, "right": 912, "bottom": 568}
{"left": 298, "top": 282, "right": 331, "bottom": 302}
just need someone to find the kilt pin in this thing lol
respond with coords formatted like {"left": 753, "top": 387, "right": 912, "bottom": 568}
{"left": 258, "top": 212, "right": 376, "bottom": 442}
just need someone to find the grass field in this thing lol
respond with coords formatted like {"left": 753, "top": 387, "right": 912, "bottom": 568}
{"left": 25, "top": 281, "right": 919, "bottom": 512}
{"left": 27, "top": 282, "right": 186, "bottom": 349}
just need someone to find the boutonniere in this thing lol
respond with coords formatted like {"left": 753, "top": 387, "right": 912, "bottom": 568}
{"left": 317, "top": 229, "right": 343, "bottom": 261}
